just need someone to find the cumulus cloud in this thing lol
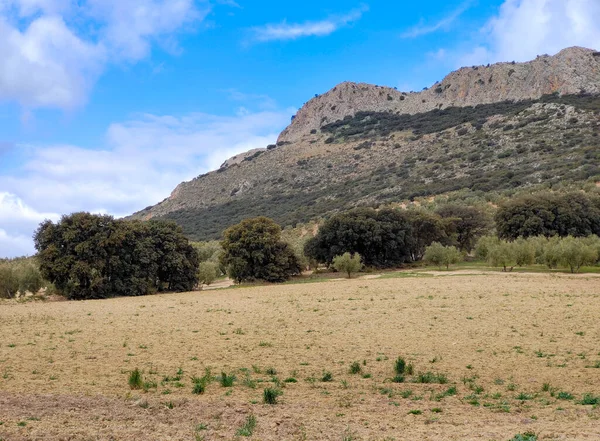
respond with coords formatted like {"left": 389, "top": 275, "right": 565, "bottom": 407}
{"left": 0, "top": 107, "right": 293, "bottom": 257}
{"left": 0, "top": 15, "right": 104, "bottom": 109}
{"left": 250, "top": 5, "right": 368, "bottom": 43}
{"left": 460, "top": 0, "right": 600, "bottom": 65}
{"left": 0, "top": 192, "right": 60, "bottom": 257}
{"left": 0, "top": 0, "right": 206, "bottom": 110}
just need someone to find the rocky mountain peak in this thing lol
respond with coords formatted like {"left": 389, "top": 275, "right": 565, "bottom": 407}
{"left": 278, "top": 46, "right": 600, "bottom": 143}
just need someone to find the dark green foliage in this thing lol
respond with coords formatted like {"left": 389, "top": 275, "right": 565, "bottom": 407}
{"left": 436, "top": 205, "right": 491, "bottom": 251}
{"left": 128, "top": 369, "right": 143, "bottom": 390}
{"left": 34, "top": 213, "right": 199, "bottom": 300}
{"left": 349, "top": 361, "right": 362, "bottom": 374}
{"left": 263, "top": 387, "right": 282, "bottom": 404}
{"left": 394, "top": 357, "right": 406, "bottom": 375}
{"left": 403, "top": 210, "right": 448, "bottom": 260}
{"left": 220, "top": 217, "right": 301, "bottom": 283}
{"left": 495, "top": 192, "right": 600, "bottom": 240}
{"left": 508, "top": 432, "right": 537, "bottom": 441}
{"left": 304, "top": 208, "right": 412, "bottom": 267}
{"left": 321, "top": 371, "right": 333, "bottom": 382}
{"left": 219, "top": 372, "right": 235, "bottom": 387}
{"left": 414, "top": 372, "right": 448, "bottom": 384}
{"left": 579, "top": 394, "right": 600, "bottom": 405}
{"left": 192, "top": 381, "right": 206, "bottom": 395}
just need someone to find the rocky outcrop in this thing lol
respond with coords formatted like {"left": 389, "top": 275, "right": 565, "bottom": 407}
{"left": 278, "top": 47, "right": 600, "bottom": 143}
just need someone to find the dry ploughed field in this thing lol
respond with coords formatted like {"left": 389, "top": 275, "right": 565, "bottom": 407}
{"left": 1, "top": 272, "right": 599, "bottom": 441}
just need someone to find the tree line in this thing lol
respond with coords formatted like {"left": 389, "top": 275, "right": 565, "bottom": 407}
{"left": 1, "top": 191, "right": 598, "bottom": 299}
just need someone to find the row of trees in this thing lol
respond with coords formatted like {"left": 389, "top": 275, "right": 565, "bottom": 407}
{"left": 303, "top": 206, "right": 489, "bottom": 269}
{"left": 476, "top": 235, "right": 600, "bottom": 273}
{"left": 34, "top": 213, "right": 199, "bottom": 300}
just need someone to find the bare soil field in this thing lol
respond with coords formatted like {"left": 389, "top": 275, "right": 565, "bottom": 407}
{"left": 1, "top": 272, "right": 599, "bottom": 441}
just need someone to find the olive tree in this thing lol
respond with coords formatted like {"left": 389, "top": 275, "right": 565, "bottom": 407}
{"left": 332, "top": 252, "right": 362, "bottom": 278}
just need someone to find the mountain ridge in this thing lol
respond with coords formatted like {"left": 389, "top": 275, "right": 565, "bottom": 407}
{"left": 131, "top": 47, "right": 600, "bottom": 240}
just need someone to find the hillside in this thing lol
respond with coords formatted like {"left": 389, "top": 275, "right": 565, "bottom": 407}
{"left": 132, "top": 47, "right": 600, "bottom": 241}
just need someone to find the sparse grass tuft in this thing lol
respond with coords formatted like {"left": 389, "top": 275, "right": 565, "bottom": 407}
{"left": 414, "top": 371, "right": 448, "bottom": 384}
{"left": 579, "top": 394, "right": 599, "bottom": 405}
{"left": 263, "top": 387, "right": 282, "bottom": 404}
{"left": 321, "top": 371, "right": 333, "bottom": 382}
{"left": 508, "top": 432, "right": 537, "bottom": 441}
{"left": 128, "top": 368, "right": 143, "bottom": 390}
{"left": 236, "top": 415, "right": 257, "bottom": 437}
{"left": 219, "top": 372, "right": 235, "bottom": 387}
{"left": 349, "top": 361, "right": 362, "bottom": 374}
{"left": 557, "top": 391, "right": 573, "bottom": 400}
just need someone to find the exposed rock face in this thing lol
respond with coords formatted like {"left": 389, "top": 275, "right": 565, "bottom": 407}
{"left": 131, "top": 47, "right": 600, "bottom": 240}
{"left": 279, "top": 47, "right": 600, "bottom": 143}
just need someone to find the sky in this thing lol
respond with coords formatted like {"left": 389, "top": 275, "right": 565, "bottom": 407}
{"left": 1, "top": 0, "right": 599, "bottom": 257}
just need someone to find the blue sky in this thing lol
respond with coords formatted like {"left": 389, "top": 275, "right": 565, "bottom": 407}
{"left": 1, "top": 0, "right": 599, "bottom": 257}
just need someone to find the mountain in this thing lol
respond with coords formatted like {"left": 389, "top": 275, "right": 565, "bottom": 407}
{"left": 132, "top": 47, "right": 600, "bottom": 241}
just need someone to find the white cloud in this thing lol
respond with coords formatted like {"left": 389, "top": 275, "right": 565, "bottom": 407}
{"left": 0, "top": 108, "right": 293, "bottom": 257}
{"left": 460, "top": 0, "right": 600, "bottom": 65}
{"left": 0, "top": 15, "right": 104, "bottom": 109}
{"left": 250, "top": 5, "right": 368, "bottom": 42}
{"left": 86, "top": 0, "right": 207, "bottom": 60}
{"left": 0, "top": 0, "right": 206, "bottom": 110}
{"left": 0, "top": 192, "right": 60, "bottom": 257}
{"left": 401, "top": 1, "right": 473, "bottom": 38}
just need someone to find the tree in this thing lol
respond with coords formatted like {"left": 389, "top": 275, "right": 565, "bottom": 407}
{"left": 18, "top": 263, "right": 44, "bottom": 294}
{"left": 332, "top": 252, "right": 362, "bottom": 278}
{"left": 558, "top": 236, "right": 598, "bottom": 273}
{"left": 424, "top": 242, "right": 462, "bottom": 269}
{"left": 403, "top": 210, "right": 447, "bottom": 261}
{"left": 197, "top": 261, "right": 218, "bottom": 288}
{"left": 304, "top": 208, "right": 412, "bottom": 268}
{"left": 220, "top": 217, "right": 301, "bottom": 283}
{"left": 487, "top": 242, "right": 516, "bottom": 272}
{"left": 512, "top": 238, "right": 535, "bottom": 267}
{"left": 436, "top": 205, "right": 491, "bottom": 252}
{"left": 495, "top": 192, "right": 600, "bottom": 240}
{"left": 475, "top": 235, "right": 500, "bottom": 260}
{"left": 0, "top": 266, "right": 19, "bottom": 299}
{"left": 34, "top": 213, "right": 199, "bottom": 300}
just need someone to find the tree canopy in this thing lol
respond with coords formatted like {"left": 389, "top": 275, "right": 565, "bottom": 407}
{"left": 220, "top": 217, "right": 301, "bottom": 283}
{"left": 495, "top": 192, "right": 600, "bottom": 240}
{"left": 34, "top": 213, "right": 199, "bottom": 300}
{"left": 304, "top": 208, "right": 412, "bottom": 268}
